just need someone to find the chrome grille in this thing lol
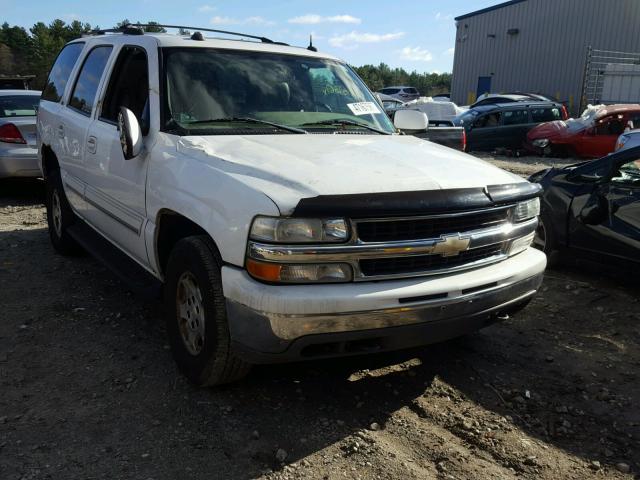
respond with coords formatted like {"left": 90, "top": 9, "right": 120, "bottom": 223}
{"left": 355, "top": 208, "right": 510, "bottom": 242}
{"left": 359, "top": 244, "right": 505, "bottom": 277}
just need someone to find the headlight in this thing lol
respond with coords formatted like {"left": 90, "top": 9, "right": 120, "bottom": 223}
{"left": 615, "top": 135, "right": 628, "bottom": 151}
{"left": 246, "top": 259, "right": 352, "bottom": 283}
{"left": 512, "top": 198, "right": 540, "bottom": 222}
{"left": 508, "top": 232, "right": 535, "bottom": 256}
{"left": 532, "top": 138, "right": 550, "bottom": 148}
{"left": 249, "top": 216, "right": 349, "bottom": 243}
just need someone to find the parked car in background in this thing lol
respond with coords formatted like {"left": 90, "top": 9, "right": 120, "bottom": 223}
{"left": 454, "top": 101, "right": 567, "bottom": 152}
{"left": 0, "top": 89, "right": 41, "bottom": 178}
{"left": 526, "top": 104, "right": 640, "bottom": 158}
{"left": 377, "top": 86, "right": 420, "bottom": 102}
{"left": 530, "top": 145, "right": 640, "bottom": 270}
{"left": 377, "top": 93, "right": 404, "bottom": 115}
{"left": 615, "top": 128, "right": 640, "bottom": 151}
{"left": 402, "top": 97, "right": 464, "bottom": 123}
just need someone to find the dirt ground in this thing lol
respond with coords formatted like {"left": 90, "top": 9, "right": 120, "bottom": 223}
{"left": 1, "top": 159, "right": 639, "bottom": 479}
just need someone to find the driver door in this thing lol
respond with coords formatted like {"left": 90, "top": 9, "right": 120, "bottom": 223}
{"left": 82, "top": 40, "right": 157, "bottom": 265}
{"left": 569, "top": 152, "right": 640, "bottom": 264}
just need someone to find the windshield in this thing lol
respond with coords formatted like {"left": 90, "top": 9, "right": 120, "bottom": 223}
{"left": 453, "top": 109, "right": 478, "bottom": 126}
{"left": 162, "top": 48, "right": 395, "bottom": 135}
{"left": 0, "top": 95, "right": 39, "bottom": 117}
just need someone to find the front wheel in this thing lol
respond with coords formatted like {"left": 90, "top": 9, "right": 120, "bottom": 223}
{"left": 45, "top": 169, "right": 82, "bottom": 256}
{"left": 164, "top": 236, "right": 251, "bottom": 386}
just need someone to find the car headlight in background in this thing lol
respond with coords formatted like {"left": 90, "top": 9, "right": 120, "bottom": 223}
{"left": 532, "top": 138, "right": 550, "bottom": 148}
{"left": 250, "top": 217, "right": 349, "bottom": 243}
{"left": 615, "top": 135, "right": 629, "bottom": 151}
{"left": 512, "top": 198, "right": 540, "bottom": 223}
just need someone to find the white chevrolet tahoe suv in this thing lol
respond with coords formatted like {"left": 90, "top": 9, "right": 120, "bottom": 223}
{"left": 37, "top": 26, "right": 546, "bottom": 386}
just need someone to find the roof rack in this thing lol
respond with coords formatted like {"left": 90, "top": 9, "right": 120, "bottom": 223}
{"left": 86, "top": 23, "right": 287, "bottom": 45}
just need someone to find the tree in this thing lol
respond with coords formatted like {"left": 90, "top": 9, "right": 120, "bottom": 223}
{"left": 352, "top": 63, "right": 452, "bottom": 97}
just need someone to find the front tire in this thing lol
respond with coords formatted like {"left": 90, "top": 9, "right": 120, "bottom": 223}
{"left": 164, "top": 236, "right": 251, "bottom": 386}
{"left": 45, "top": 169, "right": 82, "bottom": 255}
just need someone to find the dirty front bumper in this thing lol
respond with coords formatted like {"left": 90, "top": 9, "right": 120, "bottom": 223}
{"left": 222, "top": 248, "right": 546, "bottom": 363}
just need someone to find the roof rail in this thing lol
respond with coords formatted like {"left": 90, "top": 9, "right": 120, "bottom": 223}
{"left": 86, "top": 23, "right": 286, "bottom": 45}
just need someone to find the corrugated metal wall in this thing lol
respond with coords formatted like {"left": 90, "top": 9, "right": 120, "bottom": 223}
{"left": 450, "top": 0, "right": 640, "bottom": 114}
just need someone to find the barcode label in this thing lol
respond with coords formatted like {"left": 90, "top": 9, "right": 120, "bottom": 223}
{"left": 347, "top": 102, "right": 381, "bottom": 116}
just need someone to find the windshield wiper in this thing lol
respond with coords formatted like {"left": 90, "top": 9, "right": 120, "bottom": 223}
{"left": 300, "top": 119, "right": 391, "bottom": 135}
{"left": 183, "top": 117, "right": 307, "bottom": 134}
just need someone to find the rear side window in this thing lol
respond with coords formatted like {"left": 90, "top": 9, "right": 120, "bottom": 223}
{"left": 503, "top": 109, "right": 529, "bottom": 125}
{"left": 41, "top": 42, "right": 84, "bottom": 102}
{"left": 0, "top": 95, "right": 39, "bottom": 117}
{"left": 68, "top": 46, "right": 113, "bottom": 116}
{"left": 404, "top": 88, "right": 418, "bottom": 94}
{"left": 531, "top": 107, "right": 561, "bottom": 122}
{"left": 380, "top": 88, "right": 400, "bottom": 94}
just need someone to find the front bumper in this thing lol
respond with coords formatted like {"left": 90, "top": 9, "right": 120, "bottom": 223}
{"left": 0, "top": 147, "right": 40, "bottom": 178}
{"left": 222, "top": 248, "right": 546, "bottom": 363}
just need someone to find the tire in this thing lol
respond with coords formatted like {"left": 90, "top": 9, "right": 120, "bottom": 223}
{"left": 533, "top": 212, "right": 560, "bottom": 267}
{"left": 45, "top": 168, "right": 82, "bottom": 256}
{"left": 164, "top": 235, "right": 251, "bottom": 386}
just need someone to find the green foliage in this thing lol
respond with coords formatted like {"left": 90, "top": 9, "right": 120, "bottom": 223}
{"left": 353, "top": 63, "right": 451, "bottom": 96}
{"left": 0, "top": 19, "right": 93, "bottom": 87}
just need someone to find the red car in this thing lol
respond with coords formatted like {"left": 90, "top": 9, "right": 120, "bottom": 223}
{"left": 526, "top": 104, "right": 640, "bottom": 158}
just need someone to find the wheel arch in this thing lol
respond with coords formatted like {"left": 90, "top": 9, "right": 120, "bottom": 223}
{"left": 154, "top": 209, "right": 222, "bottom": 277}
{"left": 40, "top": 144, "right": 59, "bottom": 178}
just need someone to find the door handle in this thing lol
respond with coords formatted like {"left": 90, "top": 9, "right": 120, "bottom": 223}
{"left": 58, "top": 124, "right": 65, "bottom": 138}
{"left": 87, "top": 136, "right": 97, "bottom": 154}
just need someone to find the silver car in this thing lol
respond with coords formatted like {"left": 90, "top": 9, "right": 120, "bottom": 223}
{"left": 377, "top": 86, "right": 420, "bottom": 102}
{"left": 0, "top": 90, "right": 41, "bottom": 178}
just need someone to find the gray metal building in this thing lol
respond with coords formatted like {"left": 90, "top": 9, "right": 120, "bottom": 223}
{"left": 451, "top": 0, "right": 640, "bottom": 114}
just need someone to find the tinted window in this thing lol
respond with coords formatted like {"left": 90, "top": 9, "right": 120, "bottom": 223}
{"left": 69, "top": 46, "right": 112, "bottom": 116}
{"left": 380, "top": 88, "right": 400, "bottom": 94}
{"left": 474, "top": 112, "right": 501, "bottom": 128}
{"left": 41, "top": 43, "right": 84, "bottom": 102}
{"left": 503, "top": 109, "right": 529, "bottom": 125}
{"left": 101, "top": 46, "right": 149, "bottom": 129}
{"left": 531, "top": 107, "right": 561, "bottom": 122}
{"left": 404, "top": 88, "right": 418, "bottom": 94}
{"left": 0, "top": 95, "right": 39, "bottom": 117}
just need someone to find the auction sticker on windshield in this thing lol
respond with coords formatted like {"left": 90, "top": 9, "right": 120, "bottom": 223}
{"left": 347, "top": 102, "right": 381, "bottom": 116}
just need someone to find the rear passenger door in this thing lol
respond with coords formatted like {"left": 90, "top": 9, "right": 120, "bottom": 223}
{"left": 38, "top": 42, "right": 85, "bottom": 209}
{"left": 82, "top": 41, "right": 155, "bottom": 265}
{"left": 500, "top": 109, "right": 530, "bottom": 149}
{"left": 59, "top": 45, "right": 113, "bottom": 215}
{"left": 469, "top": 112, "right": 501, "bottom": 151}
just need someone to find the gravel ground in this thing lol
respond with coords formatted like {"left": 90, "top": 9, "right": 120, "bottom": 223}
{"left": 1, "top": 172, "right": 639, "bottom": 480}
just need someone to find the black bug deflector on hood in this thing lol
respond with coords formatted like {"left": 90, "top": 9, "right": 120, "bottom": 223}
{"left": 291, "top": 182, "right": 542, "bottom": 218}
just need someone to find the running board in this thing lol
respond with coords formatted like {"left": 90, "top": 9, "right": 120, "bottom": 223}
{"left": 67, "top": 221, "right": 162, "bottom": 300}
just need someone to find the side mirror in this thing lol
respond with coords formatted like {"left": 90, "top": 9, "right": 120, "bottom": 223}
{"left": 118, "top": 106, "right": 142, "bottom": 160}
{"left": 394, "top": 109, "right": 429, "bottom": 132}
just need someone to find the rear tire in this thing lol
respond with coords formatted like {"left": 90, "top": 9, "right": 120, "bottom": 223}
{"left": 45, "top": 169, "right": 82, "bottom": 256}
{"left": 164, "top": 236, "right": 251, "bottom": 386}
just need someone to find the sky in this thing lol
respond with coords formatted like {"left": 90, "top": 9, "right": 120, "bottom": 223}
{"left": 1, "top": 0, "right": 503, "bottom": 72}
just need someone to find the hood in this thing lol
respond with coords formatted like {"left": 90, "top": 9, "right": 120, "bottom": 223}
{"left": 176, "top": 134, "right": 523, "bottom": 214}
{"left": 527, "top": 120, "right": 573, "bottom": 141}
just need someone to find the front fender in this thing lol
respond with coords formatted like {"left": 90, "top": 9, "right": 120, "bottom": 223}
{"left": 146, "top": 137, "right": 280, "bottom": 268}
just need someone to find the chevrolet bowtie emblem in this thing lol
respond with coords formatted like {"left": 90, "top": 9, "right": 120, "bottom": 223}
{"left": 432, "top": 233, "right": 471, "bottom": 257}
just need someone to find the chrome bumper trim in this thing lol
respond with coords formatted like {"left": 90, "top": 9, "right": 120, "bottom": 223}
{"left": 247, "top": 218, "right": 538, "bottom": 280}
{"left": 226, "top": 273, "right": 543, "bottom": 342}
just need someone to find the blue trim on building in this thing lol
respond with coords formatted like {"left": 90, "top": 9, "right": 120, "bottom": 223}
{"left": 455, "top": 0, "right": 528, "bottom": 21}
